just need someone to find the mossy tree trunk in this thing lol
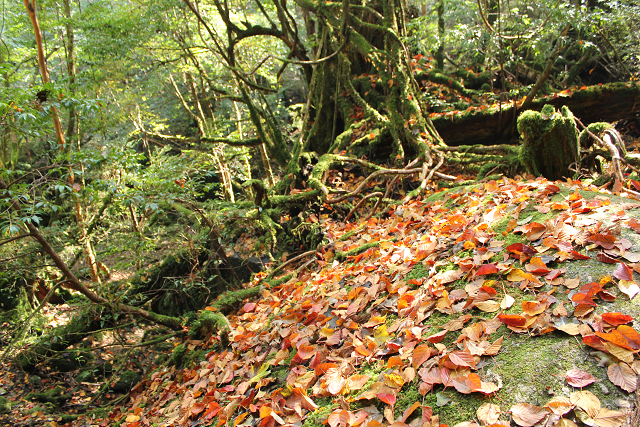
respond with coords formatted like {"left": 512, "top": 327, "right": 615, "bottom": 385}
{"left": 182, "top": 0, "right": 445, "bottom": 196}
{"left": 517, "top": 105, "right": 580, "bottom": 180}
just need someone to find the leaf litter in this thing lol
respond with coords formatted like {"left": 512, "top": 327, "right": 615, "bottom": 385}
{"left": 79, "top": 177, "right": 640, "bottom": 426}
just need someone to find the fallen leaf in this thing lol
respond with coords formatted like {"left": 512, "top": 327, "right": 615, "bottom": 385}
{"left": 565, "top": 368, "right": 598, "bottom": 388}
{"left": 477, "top": 402, "right": 501, "bottom": 425}
{"left": 601, "top": 312, "right": 633, "bottom": 326}
{"left": 377, "top": 392, "right": 396, "bottom": 406}
{"left": 498, "top": 314, "right": 527, "bottom": 327}
{"left": 500, "top": 294, "right": 515, "bottom": 309}
{"left": 593, "top": 407, "right": 630, "bottom": 427}
{"left": 607, "top": 362, "right": 638, "bottom": 392}
{"left": 510, "top": 403, "right": 548, "bottom": 427}
{"left": 570, "top": 390, "right": 600, "bottom": 418}
{"left": 544, "top": 396, "right": 573, "bottom": 415}
{"left": 617, "top": 280, "right": 640, "bottom": 299}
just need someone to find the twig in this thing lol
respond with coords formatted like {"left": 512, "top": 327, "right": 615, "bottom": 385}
{"left": 345, "top": 192, "right": 383, "bottom": 222}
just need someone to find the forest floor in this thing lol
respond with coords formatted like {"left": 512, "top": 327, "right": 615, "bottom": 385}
{"left": 4, "top": 165, "right": 640, "bottom": 427}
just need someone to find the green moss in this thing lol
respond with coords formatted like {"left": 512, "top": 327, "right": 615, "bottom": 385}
{"left": 0, "top": 396, "right": 10, "bottom": 414}
{"left": 517, "top": 105, "right": 580, "bottom": 180}
{"left": 423, "top": 389, "right": 483, "bottom": 426}
{"left": 212, "top": 286, "right": 261, "bottom": 313}
{"left": 302, "top": 405, "right": 335, "bottom": 427}
{"left": 406, "top": 263, "right": 429, "bottom": 281}
{"left": 27, "top": 386, "right": 69, "bottom": 404}
{"left": 112, "top": 370, "right": 142, "bottom": 392}
{"left": 393, "top": 380, "right": 422, "bottom": 420}
{"left": 168, "top": 343, "right": 187, "bottom": 366}
{"left": 490, "top": 332, "right": 627, "bottom": 410}
{"left": 189, "top": 310, "right": 230, "bottom": 339}
{"left": 334, "top": 242, "right": 381, "bottom": 262}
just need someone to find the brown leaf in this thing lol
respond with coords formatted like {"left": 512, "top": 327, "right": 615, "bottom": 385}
{"left": 607, "top": 362, "right": 638, "bottom": 393}
{"left": 593, "top": 407, "right": 630, "bottom": 427}
{"left": 510, "top": 403, "right": 548, "bottom": 427}
{"left": 587, "top": 233, "right": 616, "bottom": 249}
{"left": 543, "top": 396, "right": 573, "bottom": 416}
{"left": 477, "top": 402, "right": 501, "bottom": 426}
{"left": 565, "top": 368, "right": 598, "bottom": 388}
{"left": 484, "top": 336, "right": 504, "bottom": 356}
{"left": 570, "top": 390, "right": 601, "bottom": 418}
{"left": 412, "top": 344, "right": 436, "bottom": 369}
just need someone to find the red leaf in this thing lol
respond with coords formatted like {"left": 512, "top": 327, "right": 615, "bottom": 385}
{"left": 498, "top": 314, "right": 527, "bottom": 327}
{"left": 377, "top": 392, "right": 397, "bottom": 406}
{"left": 426, "top": 330, "right": 447, "bottom": 344}
{"left": 506, "top": 243, "right": 536, "bottom": 258}
{"left": 613, "top": 263, "right": 634, "bottom": 281}
{"left": 570, "top": 250, "right": 591, "bottom": 260}
{"left": 242, "top": 303, "right": 256, "bottom": 312}
{"left": 602, "top": 312, "right": 633, "bottom": 326}
{"left": 596, "top": 253, "right": 619, "bottom": 264}
{"left": 565, "top": 368, "right": 598, "bottom": 388}
{"left": 475, "top": 263, "right": 499, "bottom": 276}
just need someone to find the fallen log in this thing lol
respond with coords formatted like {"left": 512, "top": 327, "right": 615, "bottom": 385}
{"left": 432, "top": 82, "right": 640, "bottom": 146}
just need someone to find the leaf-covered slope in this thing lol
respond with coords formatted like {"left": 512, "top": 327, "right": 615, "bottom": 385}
{"left": 97, "top": 177, "right": 640, "bottom": 427}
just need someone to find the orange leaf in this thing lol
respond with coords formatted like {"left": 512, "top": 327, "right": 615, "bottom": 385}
{"left": 412, "top": 344, "right": 435, "bottom": 369}
{"left": 475, "top": 263, "right": 499, "bottom": 276}
{"left": 521, "top": 300, "right": 545, "bottom": 316}
{"left": 596, "top": 330, "right": 636, "bottom": 351}
{"left": 587, "top": 233, "right": 616, "bottom": 249}
{"left": 191, "top": 402, "right": 206, "bottom": 415}
{"left": 297, "top": 344, "right": 316, "bottom": 360}
{"left": 498, "top": 314, "right": 526, "bottom": 327}
{"left": 315, "top": 362, "right": 338, "bottom": 376}
{"left": 616, "top": 325, "right": 640, "bottom": 349}
{"left": 602, "top": 312, "right": 633, "bottom": 326}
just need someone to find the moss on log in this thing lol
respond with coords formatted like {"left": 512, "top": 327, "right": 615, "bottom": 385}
{"left": 517, "top": 105, "right": 580, "bottom": 180}
{"left": 433, "top": 81, "right": 640, "bottom": 146}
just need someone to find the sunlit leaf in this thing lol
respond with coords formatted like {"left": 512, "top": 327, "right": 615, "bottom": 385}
{"left": 565, "top": 368, "right": 598, "bottom": 388}
{"left": 607, "top": 362, "right": 637, "bottom": 393}
{"left": 510, "top": 403, "right": 548, "bottom": 427}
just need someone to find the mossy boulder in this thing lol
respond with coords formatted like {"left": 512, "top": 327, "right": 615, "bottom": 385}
{"left": 111, "top": 371, "right": 142, "bottom": 392}
{"left": 26, "top": 386, "right": 69, "bottom": 404}
{"left": 0, "top": 396, "right": 10, "bottom": 414}
{"left": 517, "top": 105, "right": 580, "bottom": 180}
{"left": 49, "top": 348, "right": 95, "bottom": 372}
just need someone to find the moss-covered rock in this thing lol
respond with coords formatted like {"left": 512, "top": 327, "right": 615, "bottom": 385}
{"left": 50, "top": 348, "right": 95, "bottom": 372}
{"left": 518, "top": 105, "right": 580, "bottom": 180}
{"left": 0, "top": 396, "right": 10, "bottom": 414}
{"left": 111, "top": 371, "right": 142, "bottom": 392}
{"left": 26, "top": 386, "right": 69, "bottom": 404}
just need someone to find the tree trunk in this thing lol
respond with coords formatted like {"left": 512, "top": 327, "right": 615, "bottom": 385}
{"left": 433, "top": 81, "right": 640, "bottom": 146}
